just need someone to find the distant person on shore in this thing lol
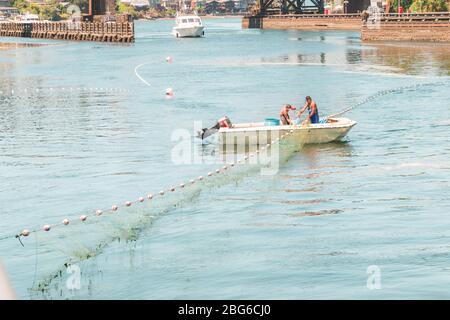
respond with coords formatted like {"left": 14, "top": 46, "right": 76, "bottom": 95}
{"left": 297, "top": 96, "right": 320, "bottom": 124}
{"left": 280, "top": 104, "right": 296, "bottom": 125}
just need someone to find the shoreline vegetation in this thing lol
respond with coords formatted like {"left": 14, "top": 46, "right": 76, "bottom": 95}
{"left": 4, "top": 0, "right": 450, "bottom": 22}
{"left": 7, "top": 0, "right": 248, "bottom": 21}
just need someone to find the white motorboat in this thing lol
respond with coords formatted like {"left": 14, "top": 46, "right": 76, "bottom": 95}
{"left": 172, "top": 12, "right": 205, "bottom": 38}
{"left": 199, "top": 117, "right": 356, "bottom": 148}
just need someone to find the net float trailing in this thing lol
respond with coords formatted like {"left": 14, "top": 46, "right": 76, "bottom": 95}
{"left": 147, "top": 193, "right": 153, "bottom": 200}
{"left": 166, "top": 56, "right": 173, "bottom": 63}
{"left": 125, "top": 201, "right": 132, "bottom": 207}
{"left": 21, "top": 229, "right": 30, "bottom": 237}
{"left": 80, "top": 215, "right": 87, "bottom": 222}
{"left": 159, "top": 190, "right": 165, "bottom": 196}
{"left": 139, "top": 197, "right": 145, "bottom": 202}
{"left": 43, "top": 225, "right": 51, "bottom": 232}
{"left": 198, "top": 176, "right": 204, "bottom": 181}
{"left": 112, "top": 205, "right": 118, "bottom": 211}
{"left": 96, "top": 209, "right": 103, "bottom": 216}
{"left": 63, "top": 219, "right": 70, "bottom": 225}
{"left": 165, "top": 88, "right": 174, "bottom": 97}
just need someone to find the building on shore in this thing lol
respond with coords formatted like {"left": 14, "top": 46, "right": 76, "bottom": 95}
{"left": 204, "top": 0, "right": 252, "bottom": 14}
{"left": 325, "top": 0, "right": 372, "bottom": 13}
{"left": 121, "top": 0, "right": 151, "bottom": 10}
{"left": 0, "top": 0, "right": 19, "bottom": 18}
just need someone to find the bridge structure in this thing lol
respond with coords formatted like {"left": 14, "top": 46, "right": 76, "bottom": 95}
{"left": 88, "top": 0, "right": 116, "bottom": 16}
{"left": 256, "top": 0, "right": 325, "bottom": 16}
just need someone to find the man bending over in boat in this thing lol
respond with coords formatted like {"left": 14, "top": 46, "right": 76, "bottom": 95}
{"left": 280, "top": 104, "right": 296, "bottom": 125}
{"left": 297, "top": 96, "right": 319, "bottom": 124}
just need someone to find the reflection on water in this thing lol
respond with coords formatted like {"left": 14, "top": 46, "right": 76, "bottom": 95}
{"left": 263, "top": 36, "right": 450, "bottom": 76}
{"left": 0, "top": 42, "right": 47, "bottom": 51}
{"left": 361, "top": 42, "right": 450, "bottom": 76}
{"left": 290, "top": 208, "right": 343, "bottom": 217}
{"left": 298, "top": 141, "right": 354, "bottom": 171}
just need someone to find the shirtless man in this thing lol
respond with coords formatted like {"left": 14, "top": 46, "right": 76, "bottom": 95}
{"left": 279, "top": 104, "right": 296, "bottom": 125}
{"left": 297, "top": 96, "right": 320, "bottom": 124}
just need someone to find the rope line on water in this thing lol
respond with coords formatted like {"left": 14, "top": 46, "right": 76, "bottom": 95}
{"left": 134, "top": 62, "right": 153, "bottom": 87}
{"left": 327, "top": 80, "right": 449, "bottom": 118}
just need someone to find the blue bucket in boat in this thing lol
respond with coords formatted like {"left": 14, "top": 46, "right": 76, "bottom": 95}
{"left": 265, "top": 118, "right": 280, "bottom": 126}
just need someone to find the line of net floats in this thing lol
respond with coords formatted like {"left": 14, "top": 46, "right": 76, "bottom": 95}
{"left": 0, "top": 87, "right": 131, "bottom": 96}
{"left": 15, "top": 129, "right": 297, "bottom": 241}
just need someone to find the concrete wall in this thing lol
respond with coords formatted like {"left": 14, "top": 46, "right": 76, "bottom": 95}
{"left": 362, "top": 24, "right": 450, "bottom": 42}
{"left": 243, "top": 16, "right": 362, "bottom": 30}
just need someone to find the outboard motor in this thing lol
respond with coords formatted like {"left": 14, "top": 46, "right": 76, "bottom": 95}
{"left": 198, "top": 116, "right": 232, "bottom": 140}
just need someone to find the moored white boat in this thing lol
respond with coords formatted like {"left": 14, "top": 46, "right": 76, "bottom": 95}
{"left": 218, "top": 117, "right": 357, "bottom": 147}
{"left": 172, "top": 12, "right": 205, "bottom": 38}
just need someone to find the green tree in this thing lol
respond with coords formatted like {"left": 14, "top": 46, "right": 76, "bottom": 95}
{"left": 410, "top": 0, "right": 448, "bottom": 12}
{"left": 116, "top": 2, "right": 138, "bottom": 18}
{"left": 389, "top": 0, "right": 414, "bottom": 12}
{"left": 39, "top": 4, "right": 60, "bottom": 20}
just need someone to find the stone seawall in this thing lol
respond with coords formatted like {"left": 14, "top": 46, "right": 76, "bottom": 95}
{"left": 243, "top": 14, "right": 362, "bottom": 30}
{"left": 243, "top": 13, "right": 450, "bottom": 42}
{"left": 362, "top": 25, "right": 450, "bottom": 42}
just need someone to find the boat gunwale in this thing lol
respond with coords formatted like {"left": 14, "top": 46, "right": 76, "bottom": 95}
{"left": 219, "top": 118, "right": 357, "bottom": 133}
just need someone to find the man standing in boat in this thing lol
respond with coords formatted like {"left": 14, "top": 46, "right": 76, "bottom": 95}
{"left": 297, "top": 96, "right": 319, "bottom": 124}
{"left": 280, "top": 104, "right": 296, "bottom": 125}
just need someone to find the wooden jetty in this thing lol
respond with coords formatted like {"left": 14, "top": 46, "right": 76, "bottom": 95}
{"left": 0, "top": 21, "right": 134, "bottom": 43}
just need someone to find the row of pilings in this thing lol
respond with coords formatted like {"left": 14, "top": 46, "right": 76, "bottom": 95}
{"left": 0, "top": 21, "right": 134, "bottom": 43}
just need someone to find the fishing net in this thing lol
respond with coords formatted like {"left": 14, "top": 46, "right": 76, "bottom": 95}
{"left": 3, "top": 125, "right": 308, "bottom": 298}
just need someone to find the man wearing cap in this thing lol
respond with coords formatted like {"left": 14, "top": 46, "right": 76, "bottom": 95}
{"left": 280, "top": 104, "right": 296, "bottom": 125}
{"left": 297, "top": 96, "right": 320, "bottom": 124}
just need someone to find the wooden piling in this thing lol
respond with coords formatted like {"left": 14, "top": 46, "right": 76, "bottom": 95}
{"left": 0, "top": 21, "right": 135, "bottom": 43}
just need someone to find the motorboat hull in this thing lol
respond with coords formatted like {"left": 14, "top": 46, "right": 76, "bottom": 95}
{"left": 218, "top": 117, "right": 356, "bottom": 148}
{"left": 172, "top": 26, "right": 205, "bottom": 38}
